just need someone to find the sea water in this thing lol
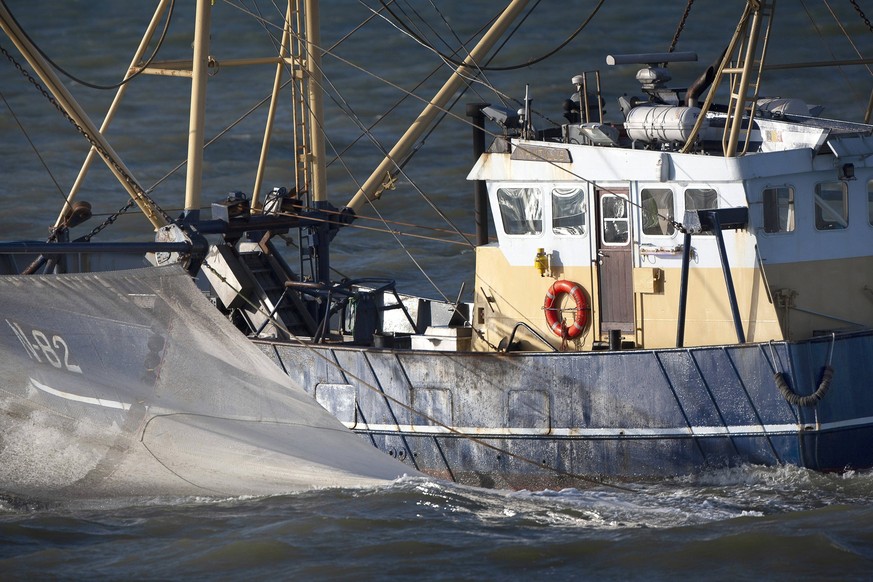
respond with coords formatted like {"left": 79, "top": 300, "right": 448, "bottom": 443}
{"left": 3, "top": 467, "right": 873, "bottom": 579}
{"left": 1, "top": 1, "right": 872, "bottom": 579}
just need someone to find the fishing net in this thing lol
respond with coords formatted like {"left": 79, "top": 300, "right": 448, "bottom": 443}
{"left": 0, "top": 265, "right": 410, "bottom": 500}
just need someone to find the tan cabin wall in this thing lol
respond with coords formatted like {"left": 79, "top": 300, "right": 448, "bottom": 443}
{"left": 472, "top": 245, "right": 785, "bottom": 352}
{"left": 761, "top": 256, "right": 873, "bottom": 340}
{"left": 637, "top": 263, "right": 783, "bottom": 348}
{"left": 473, "top": 246, "right": 596, "bottom": 351}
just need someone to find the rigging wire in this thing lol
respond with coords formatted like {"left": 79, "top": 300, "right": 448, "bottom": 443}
{"left": 798, "top": 0, "right": 873, "bottom": 119}
{"left": 822, "top": 0, "right": 872, "bottom": 76}
{"left": 132, "top": 14, "right": 676, "bottom": 253}
{"left": 390, "top": 0, "right": 504, "bottom": 108}
{"left": 363, "top": 0, "right": 584, "bottom": 131}
{"left": 315, "top": 7, "right": 686, "bottom": 240}
{"left": 312, "top": 65, "right": 481, "bottom": 306}
{"left": 0, "top": 89, "right": 66, "bottom": 199}
{"left": 378, "top": 0, "right": 606, "bottom": 71}
{"left": 0, "top": 0, "right": 664, "bottom": 256}
{"left": 6, "top": 0, "right": 671, "bottom": 258}
{"left": 309, "top": 101, "right": 481, "bottom": 314}
{"left": 0, "top": 0, "right": 175, "bottom": 91}
{"left": 296, "top": 6, "right": 484, "bottom": 254}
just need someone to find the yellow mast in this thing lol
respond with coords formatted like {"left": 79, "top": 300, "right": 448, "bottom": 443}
{"left": 183, "top": 0, "right": 212, "bottom": 220}
{"left": 305, "top": 0, "right": 327, "bottom": 204}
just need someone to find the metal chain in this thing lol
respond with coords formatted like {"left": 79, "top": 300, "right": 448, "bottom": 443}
{"left": 668, "top": 0, "right": 695, "bottom": 53}
{"left": 77, "top": 199, "right": 138, "bottom": 242}
{"left": 0, "top": 43, "right": 174, "bottom": 229}
{"left": 851, "top": 0, "right": 873, "bottom": 33}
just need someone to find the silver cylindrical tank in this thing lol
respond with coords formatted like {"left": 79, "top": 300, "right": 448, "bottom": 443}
{"left": 624, "top": 105, "right": 707, "bottom": 143}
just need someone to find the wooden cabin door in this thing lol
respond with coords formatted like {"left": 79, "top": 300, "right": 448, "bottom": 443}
{"left": 596, "top": 189, "right": 634, "bottom": 334}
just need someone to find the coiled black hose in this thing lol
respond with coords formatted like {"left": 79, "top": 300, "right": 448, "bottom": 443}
{"left": 775, "top": 365, "right": 834, "bottom": 407}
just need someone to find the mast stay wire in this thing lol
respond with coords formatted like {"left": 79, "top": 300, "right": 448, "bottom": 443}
{"left": 0, "top": 89, "right": 66, "bottom": 199}
{"left": 132, "top": 0, "right": 683, "bottom": 253}
{"left": 4, "top": 0, "right": 673, "bottom": 245}
{"left": 0, "top": 0, "right": 176, "bottom": 91}
{"left": 28, "top": 0, "right": 671, "bottom": 253}
{"left": 390, "top": 0, "right": 508, "bottom": 108}
{"left": 320, "top": 2, "right": 540, "bottom": 308}
{"left": 339, "top": 0, "right": 508, "bottom": 164}
{"left": 146, "top": 0, "right": 395, "bottom": 196}
{"left": 225, "top": 0, "right": 547, "bottom": 185}
{"left": 311, "top": 52, "right": 480, "bottom": 310}
{"left": 154, "top": 0, "right": 680, "bottom": 251}
{"left": 821, "top": 0, "right": 873, "bottom": 73}
{"left": 368, "top": 0, "right": 592, "bottom": 133}
{"left": 220, "top": 0, "right": 481, "bottom": 309}
{"left": 378, "top": 0, "right": 606, "bottom": 72}
{"left": 139, "top": 0, "right": 479, "bottom": 251}
{"left": 798, "top": 0, "right": 872, "bottom": 119}
{"left": 338, "top": 2, "right": 687, "bottom": 233}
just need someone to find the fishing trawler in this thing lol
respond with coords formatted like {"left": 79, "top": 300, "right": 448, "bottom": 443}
{"left": 1, "top": 0, "right": 873, "bottom": 493}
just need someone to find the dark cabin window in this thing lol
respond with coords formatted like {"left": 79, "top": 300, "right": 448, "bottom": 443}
{"left": 497, "top": 187, "right": 542, "bottom": 235}
{"left": 641, "top": 188, "right": 675, "bottom": 236}
{"left": 685, "top": 188, "right": 718, "bottom": 211}
{"left": 600, "top": 194, "right": 629, "bottom": 245}
{"left": 815, "top": 182, "right": 848, "bottom": 230}
{"left": 763, "top": 186, "right": 795, "bottom": 233}
{"left": 867, "top": 180, "right": 873, "bottom": 226}
{"left": 552, "top": 188, "right": 586, "bottom": 236}
{"left": 684, "top": 188, "right": 718, "bottom": 236}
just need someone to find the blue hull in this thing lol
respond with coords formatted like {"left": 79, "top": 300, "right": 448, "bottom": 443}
{"left": 262, "top": 330, "right": 873, "bottom": 489}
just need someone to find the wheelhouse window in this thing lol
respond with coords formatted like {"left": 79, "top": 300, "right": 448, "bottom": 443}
{"left": 867, "top": 179, "right": 873, "bottom": 226}
{"left": 552, "top": 188, "right": 586, "bottom": 235}
{"left": 497, "top": 187, "right": 542, "bottom": 235}
{"left": 684, "top": 188, "right": 718, "bottom": 235}
{"left": 600, "top": 194, "right": 629, "bottom": 245}
{"left": 814, "top": 182, "right": 848, "bottom": 230}
{"left": 763, "top": 186, "right": 795, "bottom": 233}
{"left": 640, "top": 188, "right": 675, "bottom": 236}
{"left": 684, "top": 188, "right": 718, "bottom": 211}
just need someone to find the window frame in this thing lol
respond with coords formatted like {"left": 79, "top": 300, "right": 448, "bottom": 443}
{"left": 551, "top": 187, "right": 588, "bottom": 237}
{"left": 762, "top": 185, "right": 795, "bottom": 234}
{"left": 867, "top": 179, "right": 873, "bottom": 227}
{"left": 814, "top": 181, "right": 848, "bottom": 231}
{"left": 599, "top": 193, "right": 630, "bottom": 247}
{"left": 496, "top": 186, "right": 544, "bottom": 236}
{"left": 640, "top": 187, "right": 676, "bottom": 237}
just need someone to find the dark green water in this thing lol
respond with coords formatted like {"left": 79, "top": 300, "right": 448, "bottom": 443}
{"left": 3, "top": 468, "right": 873, "bottom": 580}
{"left": 1, "top": 1, "right": 872, "bottom": 578}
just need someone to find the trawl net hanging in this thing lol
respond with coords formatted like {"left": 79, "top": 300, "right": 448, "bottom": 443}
{"left": 0, "top": 265, "right": 412, "bottom": 500}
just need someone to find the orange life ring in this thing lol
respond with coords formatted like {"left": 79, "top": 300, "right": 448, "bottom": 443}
{"left": 543, "top": 280, "right": 589, "bottom": 339}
